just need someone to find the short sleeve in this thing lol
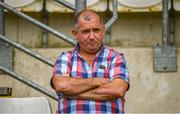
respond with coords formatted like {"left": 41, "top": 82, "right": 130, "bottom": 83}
{"left": 50, "top": 52, "right": 70, "bottom": 89}
{"left": 109, "top": 53, "right": 129, "bottom": 84}
{"left": 52, "top": 52, "right": 69, "bottom": 77}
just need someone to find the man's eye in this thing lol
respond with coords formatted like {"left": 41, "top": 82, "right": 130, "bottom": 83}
{"left": 81, "top": 29, "right": 90, "bottom": 34}
{"left": 93, "top": 28, "right": 101, "bottom": 33}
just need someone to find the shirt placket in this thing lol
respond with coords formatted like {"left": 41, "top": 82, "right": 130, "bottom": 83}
{"left": 86, "top": 63, "right": 92, "bottom": 78}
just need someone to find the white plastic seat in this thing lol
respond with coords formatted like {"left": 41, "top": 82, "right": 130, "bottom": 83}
{"left": 4, "top": 0, "right": 43, "bottom": 12}
{"left": 46, "top": 0, "right": 107, "bottom": 12}
{"left": 109, "top": 0, "right": 180, "bottom": 12}
{"left": 0, "top": 97, "right": 52, "bottom": 114}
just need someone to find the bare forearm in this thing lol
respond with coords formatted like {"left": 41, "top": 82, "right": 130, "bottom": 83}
{"left": 75, "top": 89, "right": 117, "bottom": 101}
{"left": 53, "top": 75, "right": 109, "bottom": 95}
{"left": 64, "top": 87, "right": 120, "bottom": 101}
{"left": 65, "top": 78, "right": 128, "bottom": 101}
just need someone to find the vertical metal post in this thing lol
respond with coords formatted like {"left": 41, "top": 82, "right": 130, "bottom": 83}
{"left": 42, "top": 0, "right": 48, "bottom": 48}
{"left": 169, "top": 0, "right": 175, "bottom": 45}
{"left": 104, "top": 0, "right": 118, "bottom": 45}
{"left": 0, "top": 0, "right": 5, "bottom": 46}
{"left": 0, "top": 0, "right": 13, "bottom": 71}
{"left": 154, "top": 0, "right": 176, "bottom": 72}
{"left": 162, "top": 0, "right": 169, "bottom": 46}
{"left": 75, "top": 0, "right": 86, "bottom": 15}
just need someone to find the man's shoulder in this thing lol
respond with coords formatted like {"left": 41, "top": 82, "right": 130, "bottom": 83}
{"left": 56, "top": 49, "right": 75, "bottom": 60}
{"left": 61, "top": 48, "right": 75, "bottom": 55}
{"left": 103, "top": 46, "right": 124, "bottom": 56}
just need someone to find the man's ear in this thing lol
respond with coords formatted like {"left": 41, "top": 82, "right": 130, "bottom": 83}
{"left": 102, "top": 26, "right": 105, "bottom": 35}
{"left": 72, "top": 29, "right": 77, "bottom": 37}
{"left": 103, "top": 25, "right": 105, "bottom": 31}
{"left": 72, "top": 29, "right": 78, "bottom": 41}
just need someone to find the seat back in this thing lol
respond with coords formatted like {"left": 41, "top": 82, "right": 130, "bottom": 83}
{"left": 0, "top": 97, "right": 52, "bottom": 113}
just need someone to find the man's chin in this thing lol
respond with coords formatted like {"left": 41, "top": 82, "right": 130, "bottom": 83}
{"left": 86, "top": 47, "right": 100, "bottom": 54}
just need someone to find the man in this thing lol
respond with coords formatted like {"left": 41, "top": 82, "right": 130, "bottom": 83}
{"left": 51, "top": 9, "right": 129, "bottom": 114}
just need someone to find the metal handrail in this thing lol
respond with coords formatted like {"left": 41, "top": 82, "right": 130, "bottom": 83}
{"left": 0, "top": 0, "right": 118, "bottom": 101}
{"left": 54, "top": 0, "right": 118, "bottom": 30}
{"left": 105, "top": 0, "right": 118, "bottom": 30}
{"left": 0, "top": 34, "right": 54, "bottom": 67}
{"left": 0, "top": 0, "right": 76, "bottom": 102}
{"left": 0, "top": 34, "right": 57, "bottom": 100}
{"left": 0, "top": 1, "right": 76, "bottom": 46}
{"left": 0, "top": 66, "right": 58, "bottom": 101}
{"left": 55, "top": 0, "right": 75, "bottom": 10}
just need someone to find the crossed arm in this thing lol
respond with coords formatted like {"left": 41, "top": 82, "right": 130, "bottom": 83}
{"left": 52, "top": 74, "right": 128, "bottom": 101}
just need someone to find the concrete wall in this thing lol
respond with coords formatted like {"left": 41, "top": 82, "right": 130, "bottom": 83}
{"left": 1, "top": 11, "right": 180, "bottom": 113}
{"left": 5, "top": 12, "right": 180, "bottom": 48}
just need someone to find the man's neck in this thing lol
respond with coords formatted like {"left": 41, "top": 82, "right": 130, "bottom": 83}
{"left": 80, "top": 47, "right": 103, "bottom": 65}
{"left": 80, "top": 50, "right": 97, "bottom": 65}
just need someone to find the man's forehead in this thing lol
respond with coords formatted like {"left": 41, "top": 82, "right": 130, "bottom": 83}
{"left": 79, "top": 12, "right": 100, "bottom": 22}
{"left": 83, "top": 15, "right": 91, "bottom": 21}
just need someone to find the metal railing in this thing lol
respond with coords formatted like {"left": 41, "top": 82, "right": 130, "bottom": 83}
{"left": 105, "top": 0, "right": 118, "bottom": 30}
{"left": 0, "top": 66, "right": 58, "bottom": 101}
{"left": 55, "top": 0, "right": 75, "bottom": 11}
{"left": 0, "top": 0, "right": 118, "bottom": 101}
{"left": 0, "top": 34, "right": 54, "bottom": 67}
{"left": 0, "top": 2, "right": 76, "bottom": 46}
{"left": 54, "top": 0, "right": 118, "bottom": 30}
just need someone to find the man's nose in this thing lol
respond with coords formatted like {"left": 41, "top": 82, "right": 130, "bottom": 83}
{"left": 89, "top": 30, "right": 95, "bottom": 39}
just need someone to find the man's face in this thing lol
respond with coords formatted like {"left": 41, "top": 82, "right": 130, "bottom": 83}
{"left": 72, "top": 13, "right": 105, "bottom": 54}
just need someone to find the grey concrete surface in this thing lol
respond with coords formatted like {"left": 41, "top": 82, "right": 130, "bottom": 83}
{"left": 5, "top": 12, "right": 180, "bottom": 48}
